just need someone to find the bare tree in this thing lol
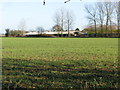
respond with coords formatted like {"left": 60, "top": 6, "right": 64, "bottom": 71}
{"left": 85, "top": 1, "right": 116, "bottom": 37}
{"left": 96, "top": 2, "right": 105, "bottom": 36}
{"left": 85, "top": 4, "right": 97, "bottom": 37}
{"left": 60, "top": 8, "right": 66, "bottom": 37}
{"left": 18, "top": 19, "right": 26, "bottom": 31}
{"left": 53, "top": 12, "right": 61, "bottom": 37}
{"left": 36, "top": 26, "right": 44, "bottom": 34}
{"left": 116, "top": 1, "right": 120, "bottom": 35}
{"left": 54, "top": 8, "right": 66, "bottom": 37}
{"left": 65, "top": 10, "right": 74, "bottom": 37}
{"left": 103, "top": 2, "right": 115, "bottom": 37}
{"left": 118, "top": 1, "right": 120, "bottom": 35}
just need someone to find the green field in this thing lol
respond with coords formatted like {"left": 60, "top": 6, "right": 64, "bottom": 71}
{"left": 2, "top": 38, "right": 119, "bottom": 89}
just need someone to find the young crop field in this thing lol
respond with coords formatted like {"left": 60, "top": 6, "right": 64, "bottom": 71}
{"left": 2, "top": 38, "right": 119, "bottom": 89}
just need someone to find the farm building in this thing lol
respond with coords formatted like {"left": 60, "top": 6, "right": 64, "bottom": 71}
{"left": 25, "top": 30, "right": 83, "bottom": 37}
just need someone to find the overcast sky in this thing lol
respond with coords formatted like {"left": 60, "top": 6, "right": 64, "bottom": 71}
{"left": 0, "top": 0, "right": 119, "bottom": 34}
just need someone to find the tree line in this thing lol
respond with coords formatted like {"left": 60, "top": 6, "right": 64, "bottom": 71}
{"left": 5, "top": 29, "right": 25, "bottom": 37}
{"left": 84, "top": 1, "right": 120, "bottom": 37}
{"left": 52, "top": 8, "right": 74, "bottom": 37}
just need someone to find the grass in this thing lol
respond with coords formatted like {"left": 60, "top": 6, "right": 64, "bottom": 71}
{"left": 2, "top": 38, "right": 119, "bottom": 89}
